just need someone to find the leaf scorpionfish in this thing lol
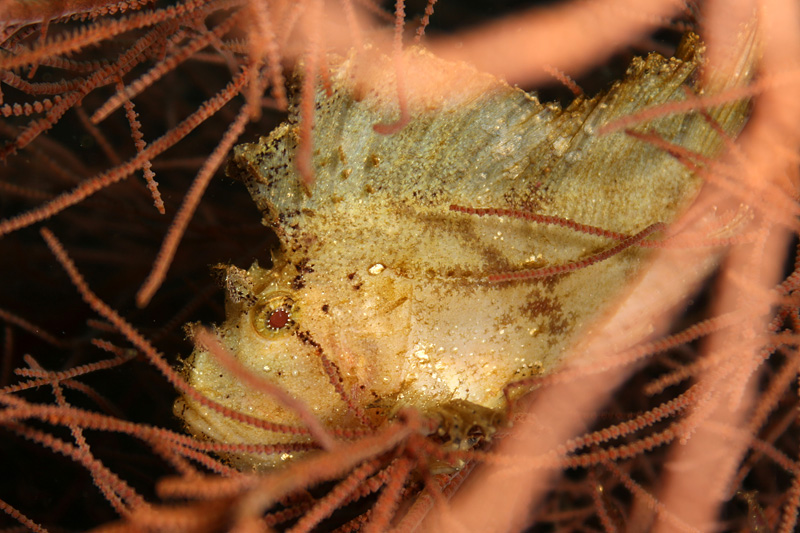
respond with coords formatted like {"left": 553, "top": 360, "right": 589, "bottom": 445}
{"left": 175, "top": 33, "right": 750, "bottom": 470}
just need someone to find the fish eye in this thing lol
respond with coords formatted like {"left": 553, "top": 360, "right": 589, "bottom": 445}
{"left": 267, "top": 308, "right": 290, "bottom": 329}
{"left": 251, "top": 294, "right": 296, "bottom": 337}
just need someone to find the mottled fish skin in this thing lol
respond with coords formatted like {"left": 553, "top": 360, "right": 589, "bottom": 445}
{"left": 176, "top": 34, "right": 749, "bottom": 470}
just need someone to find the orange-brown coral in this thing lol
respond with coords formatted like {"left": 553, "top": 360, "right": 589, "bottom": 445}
{"left": 1, "top": 1, "right": 799, "bottom": 532}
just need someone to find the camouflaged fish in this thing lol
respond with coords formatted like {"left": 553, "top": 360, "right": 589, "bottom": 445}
{"left": 175, "top": 33, "right": 750, "bottom": 470}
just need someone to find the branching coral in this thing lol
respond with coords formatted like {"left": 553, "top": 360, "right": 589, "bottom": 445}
{"left": 1, "top": 1, "right": 799, "bottom": 531}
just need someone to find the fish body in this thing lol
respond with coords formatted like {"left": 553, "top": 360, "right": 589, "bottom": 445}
{"left": 176, "top": 34, "right": 749, "bottom": 470}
